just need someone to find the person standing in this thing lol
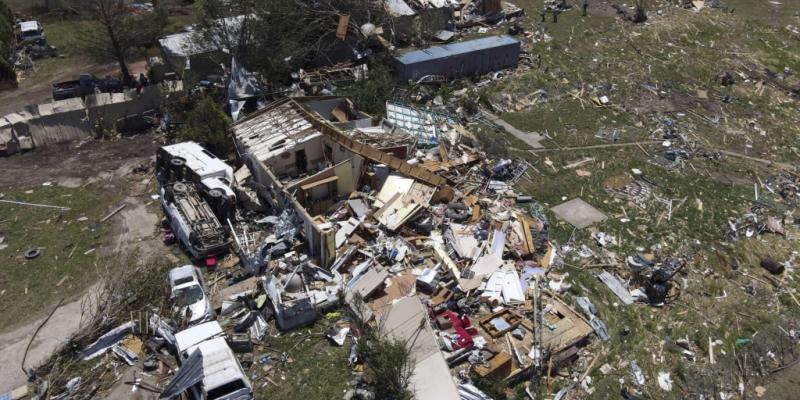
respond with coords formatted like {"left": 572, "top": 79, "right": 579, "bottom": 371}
{"left": 582, "top": 0, "right": 589, "bottom": 17}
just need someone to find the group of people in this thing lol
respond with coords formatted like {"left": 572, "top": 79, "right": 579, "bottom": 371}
{"left": 541, "top": 0, "right": 589, "bottom": 23}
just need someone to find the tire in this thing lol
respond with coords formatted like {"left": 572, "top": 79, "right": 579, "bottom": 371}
{"left": 173, "top": 182, "right": 188, "bottom": 193}
{"left": 170, "top": 157, "right": 186, "bottom": 167}
{"left": 24, "top": 248, "right": 41, "bottom": 260}
{"left": 208, "top": 188, "right": 223, "bottom": 198}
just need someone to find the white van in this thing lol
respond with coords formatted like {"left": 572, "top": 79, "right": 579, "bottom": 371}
{"left": 170, "top": 322, "right": 254, "bottom": 400}
{"left": 160, "top": 181, "right": 231, "bottom": 261}
{"left": 19, "top": 21, "right": 44, "bottom": 42}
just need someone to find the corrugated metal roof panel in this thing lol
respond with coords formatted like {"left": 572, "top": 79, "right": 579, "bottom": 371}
{"left": 232, "top": 101, "right": 319, "bottom": 162}
{"left": 395, "top": 35, "right": 520, "bottom": 65}
{"left": 381, "top": 296, "right": 460, "bottom": 400}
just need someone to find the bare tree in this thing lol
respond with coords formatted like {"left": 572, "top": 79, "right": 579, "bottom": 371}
{"left": 78, "top": 0, "right": 166, "bottom": 85}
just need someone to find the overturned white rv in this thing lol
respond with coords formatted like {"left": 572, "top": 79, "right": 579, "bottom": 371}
{"left": 157, "top": 142, "right": 236, "bottom": 262}
{"left": 161, "top": 181, "right": 231, "bottom": 261}
{"left": 157, "top": 141, "right": 236, "bottom": 203}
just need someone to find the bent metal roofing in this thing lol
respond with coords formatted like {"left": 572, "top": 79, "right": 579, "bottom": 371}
{"left": 394, "top": 35, "right": 520, "bottom": 65}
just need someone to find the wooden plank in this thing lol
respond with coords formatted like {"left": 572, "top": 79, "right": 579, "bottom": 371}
{"left": 519, "top": 213, "right": 535, "bottom": 256}
{"left": 300, "top": 175, "right": 338, "bottom": 191}
{"left": 336, "top": 14, "right": 350, "bottom": 40}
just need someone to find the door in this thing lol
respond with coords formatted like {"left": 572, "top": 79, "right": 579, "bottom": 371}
{"left": 295, "top": 149, "right": 307, "bottom": 174}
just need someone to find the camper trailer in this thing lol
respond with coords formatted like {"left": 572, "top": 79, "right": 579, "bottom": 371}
{"left": 157, "top": 141, "right": 236, "bottom": 215}
{"left": 158, "top": 142, "right": 237, "bottom": 262}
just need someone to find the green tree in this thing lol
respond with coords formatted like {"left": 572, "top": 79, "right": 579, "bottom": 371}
{"left": 339, "top": 59, "right": 396, "bottom": 116}
{"left": 346, "top": 293, "right": 414, "bottom": 400}
{"left": 179, "top": 95, "right": 233, "bottom": 159}
{"left": 195, "top": 0, "right": 392, "bottom": 87}
{"left": 0, "top": 0, "right": 14, "bottom": 83}
{"left": 78, "top": 0, "right": 168, "bottom": 84}
{"left": 359, "top": 331, "right": 415, "bottom": 400}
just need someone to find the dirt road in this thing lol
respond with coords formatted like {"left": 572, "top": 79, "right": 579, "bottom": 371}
{"left": 0, "top": 193, "right": 170, "bottom": 392}
{"left": 0, "top": 62, "right": 115, "bottom": 116}
{"left": 0, "top": 285, "right": 98, "bottom": 392}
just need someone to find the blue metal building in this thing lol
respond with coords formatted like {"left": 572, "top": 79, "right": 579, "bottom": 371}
{"left": 393, "top": 35, "right": 521, "bottom": 82}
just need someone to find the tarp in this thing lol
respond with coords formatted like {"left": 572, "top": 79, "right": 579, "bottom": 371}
{"left": 228, "top": 57, "right": 260, "bottom": 101}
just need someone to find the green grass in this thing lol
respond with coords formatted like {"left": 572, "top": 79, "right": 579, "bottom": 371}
{"left": 0, "top": 185, "right": 118, "bottom": 330}
{"left": 255, "top": 319, "right": 354, "bottom": 399}
{"left": 466, "top": 6, "right": 800, "bottom": 393}
{"left": 486, "top": 5, "right": 800, "bottom": 161}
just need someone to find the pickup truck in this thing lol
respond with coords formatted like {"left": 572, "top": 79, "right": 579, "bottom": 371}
{"left": 52, "top": 74, "right": 124, "bottom": 101}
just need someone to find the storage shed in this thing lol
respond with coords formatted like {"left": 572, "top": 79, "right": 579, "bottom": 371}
{"left": 393, "top": 35, "right": 520, "bottom": 82}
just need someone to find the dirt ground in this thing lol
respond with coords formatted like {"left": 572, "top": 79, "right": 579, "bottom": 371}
{"left": 763, "top": 361, "right": 800, "bottom": 400}
{"left": 0, "top": 285, "right": 99, "bottom": 393}
{"left": 0, "top": 134, "right": 175, "bottom": 393}
{"left": 0, "top": 134, "right": 160, "bottom": 188}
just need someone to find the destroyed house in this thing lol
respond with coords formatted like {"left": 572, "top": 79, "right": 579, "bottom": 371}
{"left": 384, "top": 0, "right": 455, "bottom": 44}
{"left": 232, "top": 96, "right": 450, "bottom": 268}
{"left": 393, "top": 35, "right": 521, "bottom": 82}
{"left": 158, "top": 15, "right": 250, "bottom": 79}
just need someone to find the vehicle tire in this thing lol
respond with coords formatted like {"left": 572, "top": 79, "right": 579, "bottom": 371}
{"left": 208, "top": 188, "right": 224, "bottom": 198}
{"left": 173, "top": 182, "right": 188, "bottom": 193}
{"left": 24, "top": 248, "right": 41, "bottom": 260}
{"left": 170, "top": 157, "right": 186, "bottom": 168}
{"left": 189, "top": 232, "right": 200, "bottom": 245}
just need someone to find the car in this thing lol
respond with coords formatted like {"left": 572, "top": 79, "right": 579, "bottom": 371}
{"left": 168, "top": 265, "right": 213, "bottom": 324}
